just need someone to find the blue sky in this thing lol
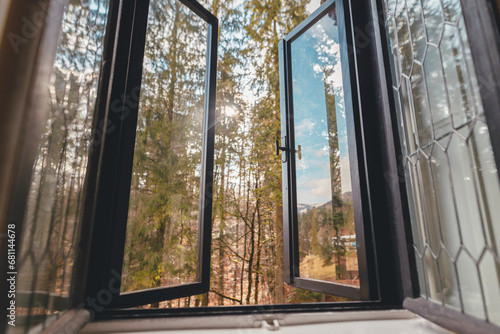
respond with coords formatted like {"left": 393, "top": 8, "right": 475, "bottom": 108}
{"left": 291, "top": 13, "right": 352, "bottom": 205}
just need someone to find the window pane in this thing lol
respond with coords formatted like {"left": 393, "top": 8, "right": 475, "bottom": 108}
{"left": 15, "top": 0, "right": 110, "bottom": 329}
{"left": 383, "top": 0, "right": 500, "bottom": 326}
{"left": 121, "top": 0, "right": 208, "bottom": 293}
{"left": 290, "top": 10, "right": 359, "bottom": 287}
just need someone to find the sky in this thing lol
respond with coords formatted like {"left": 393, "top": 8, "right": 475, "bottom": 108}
{"left": 291, "top": 12, "right": 352, "bottom": 205}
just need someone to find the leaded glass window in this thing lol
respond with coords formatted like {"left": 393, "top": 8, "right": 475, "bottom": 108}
{"left": 383, "top": 0, "right": 500, "bottom": 326}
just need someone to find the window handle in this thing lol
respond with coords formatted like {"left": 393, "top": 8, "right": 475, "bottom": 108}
{"left": 275, "top": 140, "right": 286, "bottom": 156}
{"left": 296, "top": 145, "right": 302, "bottom": 160}
{"left": 275, "top": 136, "right": 287, "bottom": 163}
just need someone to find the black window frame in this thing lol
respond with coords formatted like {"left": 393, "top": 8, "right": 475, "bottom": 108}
{"left": 77, "top": 0, "right": 219, "bottom": 309}
{"left": 279, "top": 0, "right": 378, "bottom": 301}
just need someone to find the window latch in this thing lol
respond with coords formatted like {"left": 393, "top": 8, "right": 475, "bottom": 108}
{"left": 296, "top": 144, "right": 302, "bottom": 160}
{"left": 261, "top": 319, "right": 281, "bottom": 331}
{"left": 275, "top": 136, "right": 287, "bottom": 163}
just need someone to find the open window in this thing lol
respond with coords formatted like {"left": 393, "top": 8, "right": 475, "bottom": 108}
{"left": 85, "top": 0, "right": 378, "bottom": 310}
{"left": 82, "top": 0, "right": 218, "bottom": 309}
{"left": 279, "top": 0, "right": 376, "bottom": 300}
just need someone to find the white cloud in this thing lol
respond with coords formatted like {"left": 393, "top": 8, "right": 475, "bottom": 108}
{"left": 306, "top": 177, "right": 332, "bottom": 199}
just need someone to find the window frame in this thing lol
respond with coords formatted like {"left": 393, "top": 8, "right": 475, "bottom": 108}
{"left": 279, "top": 0, "right": 377, "bottom": 301}
{"left": 79, "top": 0, "right": 218, "bottom": 309}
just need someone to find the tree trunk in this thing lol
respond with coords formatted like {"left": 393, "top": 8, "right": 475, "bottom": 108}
{"left": 254, "top": 177, "right": 262, "bottom": 304}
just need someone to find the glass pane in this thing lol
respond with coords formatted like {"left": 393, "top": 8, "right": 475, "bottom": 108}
{"left": 407, "top": 0, "right": 426, "bottom": 62}
{"left": 14, "top": 0, "right": 110, "bottom": 330}
{"left": 121, "top": 0, "right": 208, "bottom": 293}
{"left": 396, "top": 1, "right": 412, "bottom": 77}
{"left": 479, "top": 251, "right": 500, "bottom": 322}
{"left": 411, "top": 64, "right": 432, "bottom": 146}
{"left": 291, "top": 10, "right": 359, "bottom": 287}
{"left": 422, "top": 0, "right": 444, "bottom": 45}
{"left": 424, "top": 45, "right": 451, "bottom": 140}
{"left": 440, "top": 24, "right": 476, "bottom": 127}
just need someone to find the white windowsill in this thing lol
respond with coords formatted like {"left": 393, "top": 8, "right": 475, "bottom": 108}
{"left": 81, "top": 309, "right": 450, "bottom": 333}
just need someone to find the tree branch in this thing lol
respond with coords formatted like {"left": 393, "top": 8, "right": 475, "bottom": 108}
{"left": 209, "top": 289, "right": 242, "bottom": 304}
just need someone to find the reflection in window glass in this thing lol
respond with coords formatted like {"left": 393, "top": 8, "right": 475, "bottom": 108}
{"left": 383, "top": 0, "right": 500, "bottom": 326}
{"left": 291, "top": 9, "right": 359, "bottom": 287}
{"left": 121, "top": 0, "right": 208, "bottom": 294}
{"left": 15, "top": 0, "right": 110, "bottom": 331}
